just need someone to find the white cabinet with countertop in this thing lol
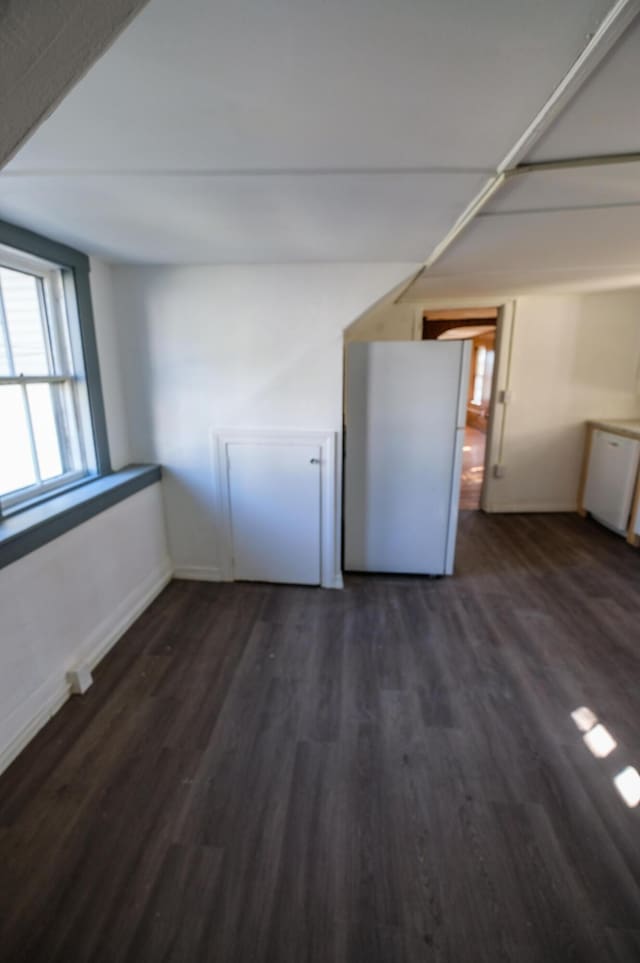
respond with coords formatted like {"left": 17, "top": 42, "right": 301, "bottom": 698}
{"left": 578, "top": 419, "right": 640, "bottom": 546}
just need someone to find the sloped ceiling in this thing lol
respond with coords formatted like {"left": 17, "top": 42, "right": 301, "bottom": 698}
{"left": 1, "top": 0, "right": 639, "bottom": 288}
{"left": 401, "top": 15, "right": 640, "bottom": 301}
{"left": 528, "top": 17, "right": 640, "bottom": 161}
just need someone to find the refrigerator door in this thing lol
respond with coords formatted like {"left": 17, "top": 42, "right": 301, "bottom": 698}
{"left": 344, "top": 340, "right": 469, "bottom": 575}
{"left": 584, "top": 429, "right": 640, "bottom": 534}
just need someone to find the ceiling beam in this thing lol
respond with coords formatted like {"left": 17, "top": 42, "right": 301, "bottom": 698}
{"left": 0, "top": 0, "right": 151, "bottom": 170}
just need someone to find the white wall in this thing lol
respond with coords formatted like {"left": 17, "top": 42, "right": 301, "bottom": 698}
{"left": 345, "top": 298, "right": 417, "bottom": 342}
{"left": 0, "top": 259, "right": 171, "bottom": 774}
{"left": 485, "top": 291, "right": 640, "bottom": 512}
{"left": 0, "top": 484, "right": 171, "bottom": 774}
{"left": 111, "top": 262, "right": 417, "bottom": 576}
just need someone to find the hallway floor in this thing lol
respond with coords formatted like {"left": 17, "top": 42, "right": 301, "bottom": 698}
{"left": 1, "top": 513, "right": 639, "bottom": 962}
{"left": 460, "top": 425, "right": 486, "bottom": 510}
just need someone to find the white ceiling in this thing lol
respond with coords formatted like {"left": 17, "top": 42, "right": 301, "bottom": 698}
{"left": 0, "top": 171, "right": 487, "bottom": 264}
{"left": 3, "top": 0, "right": 612, "bottom": 172}
{"left": 0, "top": 0, "right": 625, "bottom": 269}
{"left": 489, "top": 161, "right": 640, "bottom": 214}
{"left": 402, "top": 206, "right": 640, "bottom": 301}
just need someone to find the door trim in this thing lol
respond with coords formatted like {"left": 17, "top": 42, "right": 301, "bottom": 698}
{"left": 210, "top": 428, "right": 342, "bottom": 589}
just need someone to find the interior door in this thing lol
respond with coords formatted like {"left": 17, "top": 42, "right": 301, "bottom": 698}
{"left": 344, "top": 341, "right": 468, "bottom": 575}
{"left": 227, "top": 442, "right": 321, "bottom": 584}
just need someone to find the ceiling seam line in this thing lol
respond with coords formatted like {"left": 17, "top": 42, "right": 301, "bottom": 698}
{"left": 0, "top": 166, "right": 495, "bottom": 179}
{"left": 510, "top": 151, "right": 640, "bottom": 175}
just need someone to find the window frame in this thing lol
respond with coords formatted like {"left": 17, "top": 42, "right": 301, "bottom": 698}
{"left": 0, "top": 219, "right": 111, "bottom": 519}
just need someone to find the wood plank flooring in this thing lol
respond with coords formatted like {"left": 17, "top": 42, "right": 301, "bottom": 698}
{"left": 1, "top": 512, "right": 639, "bottom": 962}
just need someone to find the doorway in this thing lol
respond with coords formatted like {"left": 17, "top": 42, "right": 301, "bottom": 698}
{"left": 423, "top": 309, "right": 498, "bottom": 511}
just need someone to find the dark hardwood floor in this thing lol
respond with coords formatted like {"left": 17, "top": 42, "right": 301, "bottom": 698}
{"left": 1, "top": 512, "right": 639, "bottom": 962}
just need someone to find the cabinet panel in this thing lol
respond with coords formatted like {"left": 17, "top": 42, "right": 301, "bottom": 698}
{"left": 227, "top": 442, "right": 321, "bottom": 585}
{"left": 583, "top": 429, "right": 640, "bottom": 534}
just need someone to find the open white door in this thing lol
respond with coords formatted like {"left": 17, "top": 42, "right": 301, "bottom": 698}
{"left": 344, "top": 341, "right": 470, "bottom": 575}
{"left": 227, "top": 442, "right": 321, "bottom": 584}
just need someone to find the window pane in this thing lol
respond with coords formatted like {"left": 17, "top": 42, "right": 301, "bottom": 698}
{"left": 27, "top": 383, "right": 64, "bottom": 480}
{"left": 472, "top": 346, "right": 487, "bottom": 405}
{"left": 0, "top": 267, "right": 50, "bottom": 375}
{"left": 0, "top": 386, "right": 37, "bottom": 496}
{"left": 483, "top": 349, "right": 495, "bottom": 403}
{"left": 0, "top": 327, "right": 9, "bottom": 375}
{"left": 58, "top": 381, "right": 84, "bottom": 472}
{"left": 0, "top": 246, "right": 97, "bottom": 510}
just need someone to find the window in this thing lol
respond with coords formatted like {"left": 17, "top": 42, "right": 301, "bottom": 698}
{"left": 471, "top": 344, "right": 495, "bottom": 407}
{"left": 471, "top": 346, "right": 487, "bottom": 405}
{"left": 0, "top": 220, "right": 162, "bottom": 570}
{"left": 0, "top": 228, "right": 110, "bottom": 517}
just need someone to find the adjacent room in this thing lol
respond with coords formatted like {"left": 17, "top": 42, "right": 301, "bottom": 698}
{"left": 1, "top": 1, "right": 639, "bottom": 961}
{"left": 424, "top": 311, "right": 497, "bottom": 511}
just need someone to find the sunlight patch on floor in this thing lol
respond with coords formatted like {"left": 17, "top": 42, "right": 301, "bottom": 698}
{"left": 614, "top": 767, "right": 640, "bottom": 808}
{"left": 571, "top": 706, "right": 598, "bottom": 732}
{"left": 583, "top": 724, "right": 617, "bottom": 759}
{"left": 572, "top": 706, "right": 638, "bottom": 808}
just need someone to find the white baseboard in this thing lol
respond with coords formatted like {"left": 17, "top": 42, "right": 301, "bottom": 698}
{"left": 324, "top": 572, "right": 344, "bottom": 589}
{"left": 0, "top": 558, "right": 173, "bottom": 778}
{"left": 173, "top": 564, "right": 342, "bottom": 588}
{"left": 483, "top": 502, "right": 577, "bottom": 514}
{"left": 0, "top": 676, "right": 70, "bottom": 780}
{"left": 173, "top": 565, "right": 223, "bottom": 582}
{"left": 81, "top": 558, "right": 173, "bottom": 671}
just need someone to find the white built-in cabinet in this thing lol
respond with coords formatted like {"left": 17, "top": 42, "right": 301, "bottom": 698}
{"left": 211, "top": 429, "right": 340, "bottom": 587}
{"left": 578, "top": 420, "right": 640, "bottom": 545}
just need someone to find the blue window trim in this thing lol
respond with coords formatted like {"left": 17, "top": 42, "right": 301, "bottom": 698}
{"left": 0, "top": 465, "right": 162, "bottom": 569}
{"left": 0, "top": 216, "right": 111, "bottom": 485}
{"left": 0, "top": 220, "right": 162, "bottom": 568}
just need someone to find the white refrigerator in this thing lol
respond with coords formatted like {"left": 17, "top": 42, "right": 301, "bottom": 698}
{"left": 344, "top": 340, "right": 471, "bottom": 575}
